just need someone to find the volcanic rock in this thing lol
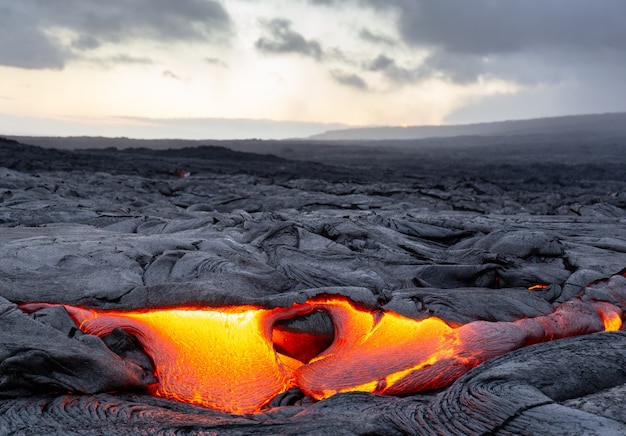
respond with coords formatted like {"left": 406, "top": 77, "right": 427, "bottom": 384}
{"left": 2, "top": 135, "right": 626, "bottom": 434}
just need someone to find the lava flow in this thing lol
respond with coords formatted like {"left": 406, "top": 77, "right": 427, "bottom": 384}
{"left": 293, "top": 297, "right": 623, "bottom": 399}
{"left": 55, "top": 304, "right": 311, "bottom": 414}
{"left": 20, "top": 295, "right": 624, "bottom": 414}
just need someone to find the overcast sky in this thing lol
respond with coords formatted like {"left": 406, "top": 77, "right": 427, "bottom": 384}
{"left": 1, "top": 0, "right": 625, "bottom": 139}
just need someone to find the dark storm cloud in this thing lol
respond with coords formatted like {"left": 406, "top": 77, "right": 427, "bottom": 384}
{"left": 330, "top": 70, "right": 368, "bottom": 90}
{"left": 0, "top": 0, "right": 231, "bottom": 70}
{"left": 0, "top": 2, "right": 68, "bottom": 70}
{"left": 71, "top": 35, "right": 101, "bottom": 51}
{"left": 392, "top": 0, "right": 626, "bottom": 55}
{"left": 255, "top": 19, "right": 323, "bottom": 59}
{"left": 365, "top": 0, "right": 626, "bottom": 85}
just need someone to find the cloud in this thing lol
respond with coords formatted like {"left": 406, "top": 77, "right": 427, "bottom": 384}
{"left": 391, "top": 0, "right": 626, "bottom": 56}
{"left": 330, "top": 70, "right": 368, "bottom": 90}
{"left": 365, "top": 52, "right": 484, "bottom": 86}
{"left": 371, "top": 0, "right": 626, "bottom": 85}
{"left": 0, "top": 0, "right": 231, "bottom": 70}
{"left": 71, "top": 35, "right": 101, "bottom": 51}
{"left": 0, "top": 3, "right": 69, "bottom": 70}
{"left": 109, "top": 54, "right": 153, "bottom": 65}
{"left": 307, "top": 0, "right": 337, "bottom": 5}
{"left": 205, "top": 57, "right": 229, "bottom": 68}
{"left": 84, "top": 53, "right": 154, "bottom": 69}
{"left": 359, "top": 29, "right": 396, "bottom": 46}
{"left": 162, "top": 70, "right": 181, "bottom": 80}
{"left": 255, "top": 18, "right": 323, "bottom": 59}
{"left": 41, "top": 0, "right": 232, "bottom": 44}
{"left": 367, "top": 54, "right": 394, "bottom": 71}
{"left": 366, "top": 54, "right": 423, "bottom": 85}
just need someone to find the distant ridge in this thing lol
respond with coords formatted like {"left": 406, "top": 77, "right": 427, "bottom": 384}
{"left": 309, "top": 112, "right": 626, "bottom": 141}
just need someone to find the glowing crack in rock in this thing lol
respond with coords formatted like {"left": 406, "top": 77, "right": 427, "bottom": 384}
{"left": 20, "top": 295, "right": 624, "bottom": 414}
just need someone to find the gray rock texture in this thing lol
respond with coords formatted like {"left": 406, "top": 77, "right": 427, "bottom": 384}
{"left": 2, "top": 136, "right": 626, "bottom": 434}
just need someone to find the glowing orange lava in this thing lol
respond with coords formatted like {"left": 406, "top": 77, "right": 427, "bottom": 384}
{"left": 20, "top": 294, "right": 624, "bottom": 414}
{"left": 595, "top": 302, "right": 623, "bottom": 331}
{"left": 293, "top": 298, "right": 464, "bottom": 399}
{"left": 59, "top": 304, "right": 309, "bottom": 414}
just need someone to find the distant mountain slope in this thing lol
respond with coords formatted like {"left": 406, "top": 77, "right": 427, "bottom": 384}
{"left": 0, "top": 137, "right": 353, "bottom": 181}
{"left": 310, "top": 112, "right": 626, "bottom": 141}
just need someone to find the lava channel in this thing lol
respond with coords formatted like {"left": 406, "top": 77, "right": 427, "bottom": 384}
{"left": 20, "top": 295, "right": 623, "bottom": 414}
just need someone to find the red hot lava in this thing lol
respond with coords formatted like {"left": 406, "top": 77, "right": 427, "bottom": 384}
{"left": 21, "top": 295, "right": 623, "bottom": 414}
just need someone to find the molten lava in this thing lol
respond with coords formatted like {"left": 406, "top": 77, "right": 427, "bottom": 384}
{"left": 57, "top": 304, "right": 310, "bottom": 414}
{"left": 20, "top": 294, "right": 624, "bottom": 414}
{"left": 595, "top": 302, "right": 623, "bottom": 331}
{"left": 293, "top": 297, "right": 625, "bottom": 399}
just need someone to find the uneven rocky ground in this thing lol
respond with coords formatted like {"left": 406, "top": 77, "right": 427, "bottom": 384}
{"left": 2, "top": 136, "right": 626, "bottom": 434}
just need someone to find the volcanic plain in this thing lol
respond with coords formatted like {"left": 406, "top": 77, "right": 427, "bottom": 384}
{"left": 2, "top": 127, "right": 626, "bottom": 434}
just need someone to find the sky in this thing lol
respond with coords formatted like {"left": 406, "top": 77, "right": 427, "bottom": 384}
{"left": 1, "top": 0, "right": 626, "bottom": 139}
